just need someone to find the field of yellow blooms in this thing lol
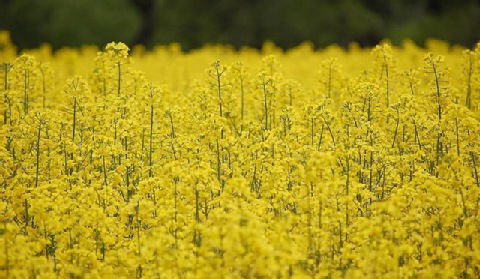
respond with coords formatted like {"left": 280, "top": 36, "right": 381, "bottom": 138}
{"left": 1, "top": 30, "right": 480, "bottom": 278}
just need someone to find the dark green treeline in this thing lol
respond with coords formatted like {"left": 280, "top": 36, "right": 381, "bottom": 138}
{"left": 1, "top": 0, "right": 479, "bottom": 50}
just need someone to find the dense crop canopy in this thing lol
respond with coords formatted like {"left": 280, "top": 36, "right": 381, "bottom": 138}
{"left": 1, "top": 31, "right": 480, "bottom": 278}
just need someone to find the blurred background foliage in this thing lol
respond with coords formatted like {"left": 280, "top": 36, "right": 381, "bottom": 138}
{"left": 0, "top": 0, "right": 479, "bottom": 50}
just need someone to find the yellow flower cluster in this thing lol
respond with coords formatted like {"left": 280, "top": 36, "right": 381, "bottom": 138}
{"left": 1, "top": 31, "right": 480, "bottom": 278}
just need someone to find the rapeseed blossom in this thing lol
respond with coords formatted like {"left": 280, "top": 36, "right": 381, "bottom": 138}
{"left": 0, "top": 33, "right": 480, "bottom": 278}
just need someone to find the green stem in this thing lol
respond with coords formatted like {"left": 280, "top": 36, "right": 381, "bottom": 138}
{"left": 311, "top": 117, "right": 315, "bottom": 146}
{"left": 455, "top": 118, "right": 460, "bottom": 156}
{"left": 263, "top": 81, "right": 268, "bottom": 130}
{"left": 215, "top": 62, "right": 223, "bottom": 117}
{"left": 103, "top": 155, "right": 108, "bottom": 185}
{"left": 470, "top": 152, "right": 480, "bottom": 187}
{"left": 149, "top": 105, "right": 154, "bottom": 177}
{"left": 240, "top": 75, "right": 245, "bottom": 123}
{"left": 35, "top": 122, "right": 41, "bottom": 187}
{"left": 23, "top": 69, "right": 29, "bottom": 114}
{"left": 41, "top": 67, "right": 46, "bottom": 109}
{"left": 117, "top": 62, "right": 121, "bottom": 97}
{"left": 72, "top": 97, "right": 77, "bottom": 141}
{"left": 466, "top": 55, "right": 473, "bottom": 109}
